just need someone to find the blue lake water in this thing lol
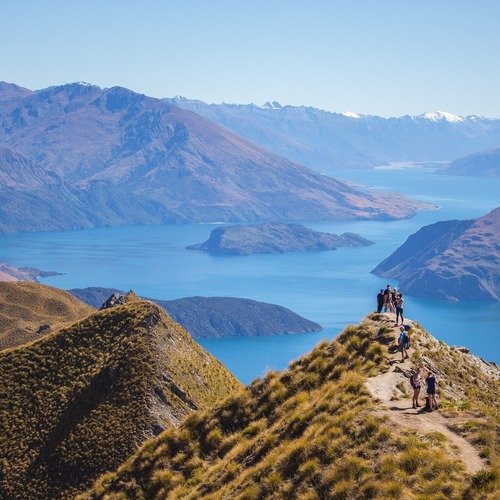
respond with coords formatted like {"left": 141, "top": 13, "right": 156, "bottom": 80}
{"left": 0, "top": 168, "right": 498, "bottom": 383}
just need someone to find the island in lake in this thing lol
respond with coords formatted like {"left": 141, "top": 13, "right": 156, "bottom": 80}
{"left": 372, "top": 207, "right": 499, "bottom": 301}
{"left": 186, "top": 222, "right": 374, "bottom": 255}
{"left": 69, "top": 287, "right": 322, "bottom": 338}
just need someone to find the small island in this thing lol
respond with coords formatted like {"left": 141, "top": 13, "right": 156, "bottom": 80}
{"left": 69, "top": 287, "right": 322, "bottom": 338}
{"left": 186, "top": 222, "right": 374, "bottom": 255}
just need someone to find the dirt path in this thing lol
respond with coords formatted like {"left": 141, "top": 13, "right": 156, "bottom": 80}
{"left": 365, "top": 315, "right": 486, "bottom": 474}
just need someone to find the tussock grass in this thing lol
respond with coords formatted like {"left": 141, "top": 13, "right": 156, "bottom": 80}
{"left": 0, "top": 299, "right": 240, "bottom": 499}
{"left": 82, "top": 319, "right": 491, "bottom": 499}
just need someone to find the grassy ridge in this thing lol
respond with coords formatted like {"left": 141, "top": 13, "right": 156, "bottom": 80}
{"left": 0, "top": 281, "right": 94, "bottom": 351}
{"left": 0, "top": 298, "right": 241, "bottom": 499}
{"left": 84, "top": 316, "right": 498, "bottom": 499}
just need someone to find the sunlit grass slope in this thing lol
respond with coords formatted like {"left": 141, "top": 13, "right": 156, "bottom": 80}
{"left": 0, "top": 281, "right": 94, "bottom": 351}
{"left": 0, "top": 298, "right": 241, "bottom": 499}
{"left": 84, "top": 314, "right": 499, "bottom": 499}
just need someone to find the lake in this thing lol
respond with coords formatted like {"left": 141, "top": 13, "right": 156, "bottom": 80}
{"left": 0, "top": 167, "right": 498, "bottom": 383}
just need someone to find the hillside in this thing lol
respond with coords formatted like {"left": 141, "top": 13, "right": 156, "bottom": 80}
{"left": 372, "top": 208, "right": 500, "bottom": 301}
{"left": 69, "top": 287, "right": 322, "bottom": 337}
{"left": 84, "top": 313, "right": 499, "bottom": 499}
{"left": 0, "top": 82, "right": 431, "bottom": 232}
{"left": 444, "top": 147, "right": 500, "bottom": 177}
{"left": 0, "top": 281, "right": 93, "bottom": 351}
{"left": 168, "top": 97, "right": 500, "bottom": 170}
{"left": 0, "top": 295, "right": 240, "bottom": 499}
{"left": 0, "top": 261, "right": 60, "bottom": 282}
{"left": 186, "top": 222, "right": 374, "bottom": 255}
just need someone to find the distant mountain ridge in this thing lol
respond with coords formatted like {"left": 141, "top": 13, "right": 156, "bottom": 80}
{"left": 444, "top": 146, "right": 500, "bottom": 177}
{"left": 0, "top": 81, "right": 431, "bottom": 232}
{"left": 372, "top": 208, "right": 500, "bottom": 301}
{"left": 167, "top": 96, "right": 500, "bottom": 170}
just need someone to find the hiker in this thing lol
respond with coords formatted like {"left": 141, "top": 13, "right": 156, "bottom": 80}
{"left": 383, "top": 285, "right": 392, "bottom": 312}
{"left": 403, "top": 323, "right": 413, "bottom": 348}
{"left": 395, "top": 293, "right": 404, "bottom": 325}
{"left": 398, "top": 326, "right": 409, "bottom": 362}
{"left": 376, "top": 289, "right": 384, "bottom": 313}
{"left": 410, "top": 368, "right": 421, "bottom": 408}
{"left": 425, "top": 371, "right": 438, "bottom": 411}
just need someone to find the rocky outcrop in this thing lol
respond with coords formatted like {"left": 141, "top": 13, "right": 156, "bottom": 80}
{"left": 372, "top": 208, "right": 500, "bottom": 301}
{"left": 187, "top": 222, "right": 373, "bottom": 255}
{"left": 70, "top": 287, "right": 322, "bottom": 338}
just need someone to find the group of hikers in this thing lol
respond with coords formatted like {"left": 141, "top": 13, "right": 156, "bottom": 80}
{"left": 376, "top": 284, "right": 439, "bottom": 412}
{"left": 376, "top": 284, "right": 404, "bottom": 325}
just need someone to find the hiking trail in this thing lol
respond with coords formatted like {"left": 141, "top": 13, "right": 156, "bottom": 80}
{"left": 365, "top": 314, "right": 486, "bottom": 474}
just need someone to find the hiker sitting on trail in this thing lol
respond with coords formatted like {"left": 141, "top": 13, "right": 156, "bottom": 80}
{"left": 395, "top": 293, "right": 404, "bottom": 325}
{"left": 425, "top": 371, "right": 438, "bottom": 411}
{"left": 376, "top": 289, "right": 384, "bottom": 313}
{"left": 398, "top": 326, "right": 409, "bottom": 362}
{"left": 383, "top": 285, "right": 392, "bottom": 312}
{"left": 410, "top": 368, "right": 421, "bottom": 408}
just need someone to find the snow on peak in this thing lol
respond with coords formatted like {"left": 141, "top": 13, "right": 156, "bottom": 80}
{"left": 262, "top": 101, "right": 282, "bottom": 109}
{"left": 418, "top": 111, "right": 464, "bottom": 123}
{"left": 341, "top": 111, "right": 361, "bottom": 119}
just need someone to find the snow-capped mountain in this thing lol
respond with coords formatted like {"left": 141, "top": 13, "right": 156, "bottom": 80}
{"left": 166, "top": 96, "right": 500, "bottom": 170}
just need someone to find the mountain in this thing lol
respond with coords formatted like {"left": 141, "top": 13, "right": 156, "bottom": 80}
{"left": 0, "top": 82, "right": 431, "bottom": 232}
{"left": 69, "top": 287, "right": 322, "bottom": 337}
{"left": 84, "top": 313, "right": 499, "bottom": 499}
{"left": 167, "top": 97, "right": 500, "bottom": 170}
{"left": 444, "top": 147, "right": 500, "bottom": 177}
{"left": 0, "top": 281, "right": 93, "bottom": 351}
{"left": 0, "top": 289, "right": 240, "bottom": 498}
{"left": 0, "top": 260, "right": 60, "bottom": 282}
{"left": 372, "top": 208, "right": 500, "bottom": 301}
{"left": 186, "top": 222, "right": 374, "bottom": 255}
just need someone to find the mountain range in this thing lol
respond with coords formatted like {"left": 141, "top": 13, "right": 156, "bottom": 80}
{"left": 168, "top": 96, "right": 500, "bottom": 170}
{"left": 0, "top": 82, "right": 431, "bottom": 232}
{"left": 372, "top": 208, "right": 500, "bottom": 301}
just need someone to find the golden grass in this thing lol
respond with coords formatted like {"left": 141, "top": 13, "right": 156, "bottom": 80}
{"left": 82, "top": 317, "right": 499, "bottom": 499}
{"left": 0, "top": 299, "right": 241, "bottom": 499}
{"left": 0, "top": 281, "right": 94, "bottom": 351}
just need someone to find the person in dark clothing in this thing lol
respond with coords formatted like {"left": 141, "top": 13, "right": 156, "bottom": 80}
{"left": 395, "top": 293, "right": 404, "bottom": 325}
{"left": 425, "top": 371, "right": 438, "bottom": 411}
{"left": 376, "top": 289, "right": 384, "bottom": 313}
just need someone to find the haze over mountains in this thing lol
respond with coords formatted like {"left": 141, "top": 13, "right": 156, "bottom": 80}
{"left": 168, "top": 96, "right": 500, "bottom": 170}
{"left": 444, "top": 146, "right": 500, "bottom": 177}
{"left": 0, "top": 82, "right": 431, "bottom": 232}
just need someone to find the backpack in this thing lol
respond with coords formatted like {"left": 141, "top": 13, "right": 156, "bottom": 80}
{"left": 400, "top": 332, "right": 409, "bottom": 344}
{"left": 404, "top": 324, "right": 411, "bottom": 331}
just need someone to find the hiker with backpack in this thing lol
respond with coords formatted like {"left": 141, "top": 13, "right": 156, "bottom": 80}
{"left": 398, "top": 325, "right": 409, "bottom": 362}
{"left": 425, "top": 371, "right": 438, "bottom": 411}
{"left": 410, "top": 368, "right": 422, "bottom": 408}
{"left": 383, "top": 285, "right": 392, "bottom": 312}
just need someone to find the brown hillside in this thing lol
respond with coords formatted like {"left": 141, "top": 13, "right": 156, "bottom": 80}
{"left": 0, "top": 299, "right": 241, "bottom": 499}
{"left": 85, "top": 314, "right": 499, "bottom": 499}
{"left": 0, "top": 281, "right": 94, "bottom": 351}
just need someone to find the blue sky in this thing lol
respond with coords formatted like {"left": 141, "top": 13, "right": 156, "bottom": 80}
{"left": 1, "top": 0, "right": 499, "bottom": 117}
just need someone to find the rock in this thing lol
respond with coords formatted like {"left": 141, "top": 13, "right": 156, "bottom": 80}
{"left": 99, "top": 292, "right": 126, "bottom": 310}
{"left": 454, "top": 346, "right": 470, "bottom": 354}
{"left": 186, "top": 222, "right": 374, "bottom": 255}
{"left": 37, "top": 324, "right": 51, "bottom": 335}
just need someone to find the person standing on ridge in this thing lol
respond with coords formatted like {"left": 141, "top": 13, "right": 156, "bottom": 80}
{"left": 398, "top": 325, "right": 409, "bottom": 362}
{"left": 383, "top": 284, "right": 392, "bottom": 312}
{"left": 410, "top": 367, "right": 422, "bottom": 408}
{"left": 377, "top": 289, "right": 384, "bottom": 313}
{"left": 425, "top": 371, "right": 438, "bottom": 411}
{"left": 395, "top": 292, "right": 404, "bottom": 325}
